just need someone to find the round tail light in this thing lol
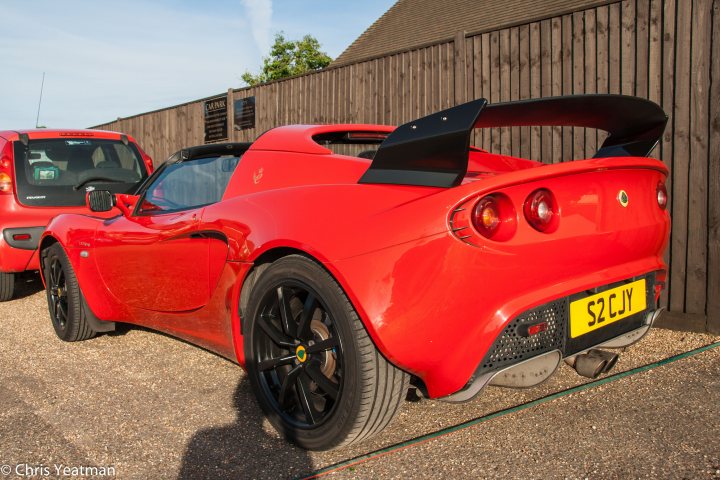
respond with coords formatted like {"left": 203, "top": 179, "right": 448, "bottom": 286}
{"left": 471, "top": 193, "right": 517, "bottom": 240}
{"left": 657, "top": 182, "right": 667, "bottom": 210}
{"left": 524, "top": 188, "right": 558, "bottom": 233}
{"left": 473, "top": 196, "right": 501, "bottom": 238}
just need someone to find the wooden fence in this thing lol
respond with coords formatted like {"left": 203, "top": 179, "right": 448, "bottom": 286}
{"left": 95, "top": 0, "right": 720, "bottom": 331}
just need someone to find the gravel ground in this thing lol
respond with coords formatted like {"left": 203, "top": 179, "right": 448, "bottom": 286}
{"left": 0, "top": 272, "right": 718, "bottom": 479}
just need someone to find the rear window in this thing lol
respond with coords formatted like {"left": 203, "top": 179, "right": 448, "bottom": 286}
{"left": 13, "top": 138, "right": 149, "bottom": 207}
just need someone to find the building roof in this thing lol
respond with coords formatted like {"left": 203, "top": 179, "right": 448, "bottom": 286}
{"left": 333, "top": 0, "right": 611, "bottom": 66}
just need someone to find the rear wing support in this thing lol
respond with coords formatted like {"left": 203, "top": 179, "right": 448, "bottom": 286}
{"left": 359, "top": 95, "right": 668, "bottom": 188}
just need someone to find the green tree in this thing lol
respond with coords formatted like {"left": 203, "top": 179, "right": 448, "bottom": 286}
{"left": 241, "top": 33, "right": 332, "bottom": 86}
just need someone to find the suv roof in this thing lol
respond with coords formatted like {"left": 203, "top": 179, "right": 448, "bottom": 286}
{"left": 0, "top": 129, "right": 132, "bottom": 142}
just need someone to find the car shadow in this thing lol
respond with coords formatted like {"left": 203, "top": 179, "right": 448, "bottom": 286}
{"left": 12, "top": 271, "right": 45, "bottom": 300}
{"left": 178, "top": 377, "right": 314, "bottom": 480}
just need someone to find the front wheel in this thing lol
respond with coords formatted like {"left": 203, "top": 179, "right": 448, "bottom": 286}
{"left": 0, "top": 271, "right": 14, "bottom": 302}
{"left": 42, "top": 243, "right": 96, "bottom": 342}
{"left": 244, "top": 255, "right": 409, "bottom": 450}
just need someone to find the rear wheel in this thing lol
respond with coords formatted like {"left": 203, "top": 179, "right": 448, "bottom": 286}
{"left": 42, "top": 244, "right": 96, "bottom": 342}
{"left": 0, "top": 272, "right": 14, "bottom": 302}
{"left": 244, "top": 255, "right": 408, "bottom": 450}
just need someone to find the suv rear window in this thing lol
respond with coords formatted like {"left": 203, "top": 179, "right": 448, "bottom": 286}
{"left": 13, "top": 138, "right": 149, "bottom": 207}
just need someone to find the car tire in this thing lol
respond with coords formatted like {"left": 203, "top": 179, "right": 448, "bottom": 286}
{"left": 244, "top": 255, "right": 409, "bottom": 450}
{"left": 42, "top": 243, "right": 96, "bottom": 342}
{"left": 0, "top": 272, "right": 14, "bottom": 302}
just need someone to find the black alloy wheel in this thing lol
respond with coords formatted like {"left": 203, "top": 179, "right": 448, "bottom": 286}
{"left": 253, "top": 281, "right": 342, "bottom": 428}
{"left": 42, "top": 243, "right": 96, "bottom": 342}
{"left": 245, "top": 255, "right": 409, "bottom": 450}
{"left": 47, "top": 256, "right": 69, "bottom": 331}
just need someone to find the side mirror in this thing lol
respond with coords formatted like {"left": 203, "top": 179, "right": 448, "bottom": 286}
{"left": 87, "top": 190, "right": 115, "bottom": 212}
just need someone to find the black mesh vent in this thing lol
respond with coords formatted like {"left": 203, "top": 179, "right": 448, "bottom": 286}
{"left": 479, "top": 299, "right": 567, "bottom": 373}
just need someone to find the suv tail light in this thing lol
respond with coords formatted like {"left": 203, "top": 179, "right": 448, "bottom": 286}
{"left": 524, "top": 188, "right": 559, "bottom": 233}
{"left": 0, "top": 141, "right": 13, "bottom": 194}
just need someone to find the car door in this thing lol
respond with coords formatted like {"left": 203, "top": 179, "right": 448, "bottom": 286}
{"left": 92, "top": 155, "right": 229, "bottom": 312}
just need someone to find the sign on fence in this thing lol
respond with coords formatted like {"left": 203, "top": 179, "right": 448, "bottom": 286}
{"left": 234, "top": 96, "right": 256, "bottom": 130}
{"left": 204, "top": 96, "right": 228, "bottom": 143}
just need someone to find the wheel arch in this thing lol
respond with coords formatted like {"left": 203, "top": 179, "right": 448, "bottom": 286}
{"left": 38, "top": 234, "right": 60, "bottom": 287}
{"left": 235, "top": 245, "right": 412, "bottom": 381}
{"left": 239, "top": 246, "right": 325, "bottom": 333}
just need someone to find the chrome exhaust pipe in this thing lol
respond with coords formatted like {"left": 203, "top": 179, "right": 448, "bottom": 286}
{"left": 569, "top": 349, "right": 619, "bottom": 379}
{"left": 573, "top": 351, "right": 607, "bottom": 379}
{"left": 590, "top": 349, "right": 619, "bottom": 373}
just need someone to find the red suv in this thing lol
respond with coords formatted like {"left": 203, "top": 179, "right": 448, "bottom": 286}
{"left": 0, "top": 129, "right": 153, "bottom": 301}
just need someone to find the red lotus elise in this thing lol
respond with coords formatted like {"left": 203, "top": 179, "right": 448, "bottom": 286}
{"left": 39, "top": 95, "right": 670, "bottom": 450}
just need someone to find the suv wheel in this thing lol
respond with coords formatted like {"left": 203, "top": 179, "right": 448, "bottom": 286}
{"left": 0, "top": 272, "right": 14, "bottom": 302}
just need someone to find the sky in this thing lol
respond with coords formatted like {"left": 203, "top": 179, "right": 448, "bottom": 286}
{"left": 0, "top": 0, "right": 395, "bottom": 130}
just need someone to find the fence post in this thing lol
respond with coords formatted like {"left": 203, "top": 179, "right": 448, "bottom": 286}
{"left": 227, "top": 88, "right": 235, "bottom": 141}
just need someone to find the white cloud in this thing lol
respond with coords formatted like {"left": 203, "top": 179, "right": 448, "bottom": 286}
{"left": 241, "top": 0, "right": 273, "bottom": 55}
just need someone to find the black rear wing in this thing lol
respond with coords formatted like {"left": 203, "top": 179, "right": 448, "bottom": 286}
{"left": 359, "top": 95, "right": 668, "bottom": 188}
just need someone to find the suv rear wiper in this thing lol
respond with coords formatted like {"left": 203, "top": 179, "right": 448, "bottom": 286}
{"left": 73, "top": 177, "right": 126, "bottom": 191}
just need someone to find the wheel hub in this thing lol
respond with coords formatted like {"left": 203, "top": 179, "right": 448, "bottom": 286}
{"left": 295, "top": 345, "right": 307, "bottom": 363}
{"left": 310, "top": 319, "right": 336, "bottom": 378}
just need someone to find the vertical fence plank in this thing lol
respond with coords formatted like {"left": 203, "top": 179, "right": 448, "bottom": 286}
{"left": 584, "top": 9, "right": 597, "bottom": 158}
{"left": 572, "top": 11, "right": 585, "bottom": 160}
{"left": 454, "top": 31, "right": 467, "bottom": 105}
{"left": 659, "top": 0, "right": 676, "bottom": 310}
{"left": 636, "top": 0, "right": 650, "bottom": 99}
{"left": 708, "top": 0, "right": 720, "bottom": 331}
{"left": 490, "top": 31, "right": 501, "bottom": 153}
{"left": 500, "top": 29, "right": 511, "bottom": 155}
{"left": 596, "top": 5, "right": 609, "bottom": 148}
{"left": 482, "top": 33, "right": 492, "bottom": 150}
{"left": 670, "top": 0, "right": 692, "bottom": 313}
{"left": 510, "top": 27, "right": 521, "bottom": 157}
{"left": 550, "top": 17, "right": 563, "bottom": 164}
{"left": 519, "top": 24, "right": 530, "bottom": 159}
{"left": 540, "top": 20, "right": 552, "bottom": 163}
{"left": 621, "top": 0, "right": 637, "bottom": 96}
{"left": 529, "top": 22, "right": 541, "bottom": 160}
{"left": 686, "top": 0, "right": 711, "bottom": 315}
{"left": 562, "top": 13, "right": 573, "bottom": 161}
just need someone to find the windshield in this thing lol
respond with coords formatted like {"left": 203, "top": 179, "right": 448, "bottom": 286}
{"left": 13, "top": 138, "right": 149, "bottom": 207}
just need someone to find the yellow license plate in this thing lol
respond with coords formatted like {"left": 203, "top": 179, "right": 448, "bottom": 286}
{"left": 569, "top": 279, "right": 647, "bottom": 338}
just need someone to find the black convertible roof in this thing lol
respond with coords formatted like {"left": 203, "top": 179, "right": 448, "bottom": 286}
{"left": 359, "top": 95, "right": 668, "bottom": 188}
{"left": 177, "top": 142, "right": 252, "bottom": 161}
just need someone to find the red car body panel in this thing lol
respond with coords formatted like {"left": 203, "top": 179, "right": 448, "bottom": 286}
{"left": 0, "top": 129, "right": 152, "bottom": 273}
{"left": 40, "top": 116, "right": 670, "bottom": 398}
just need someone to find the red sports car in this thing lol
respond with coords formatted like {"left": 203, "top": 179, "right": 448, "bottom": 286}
{"left": 0, "top": 129, "right": 153, "bottom": 300}
{"left": 39, "top": 95, "right": 670, "bottom": 450}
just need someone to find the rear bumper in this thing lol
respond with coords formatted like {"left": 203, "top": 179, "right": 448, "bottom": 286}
{"left": 0, "top": 227, "right": 44, "bottom": 272}
{"left": 330, "top": 231, "right": 667, "bottom": 399}
{"left": 442, "top": 276, "right": 660, "bottom": 402}
{"left": 0, "top": 194, "right": 88, "bottom": 273}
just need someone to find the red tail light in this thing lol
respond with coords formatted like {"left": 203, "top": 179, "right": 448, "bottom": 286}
{"left": 656, "top": 182, "right": 667, "bottom": 210}
{"left": 0, "top": 141, "right": 13, "bottom": 194}
{"left": 471, "top": 193, "right": 516, "bottom": 240}
{"left": 524, "top": 188, "right": 559, "bottom": 233}
{"left": 473, "top": 196, "right": 500, "bottom": 237}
